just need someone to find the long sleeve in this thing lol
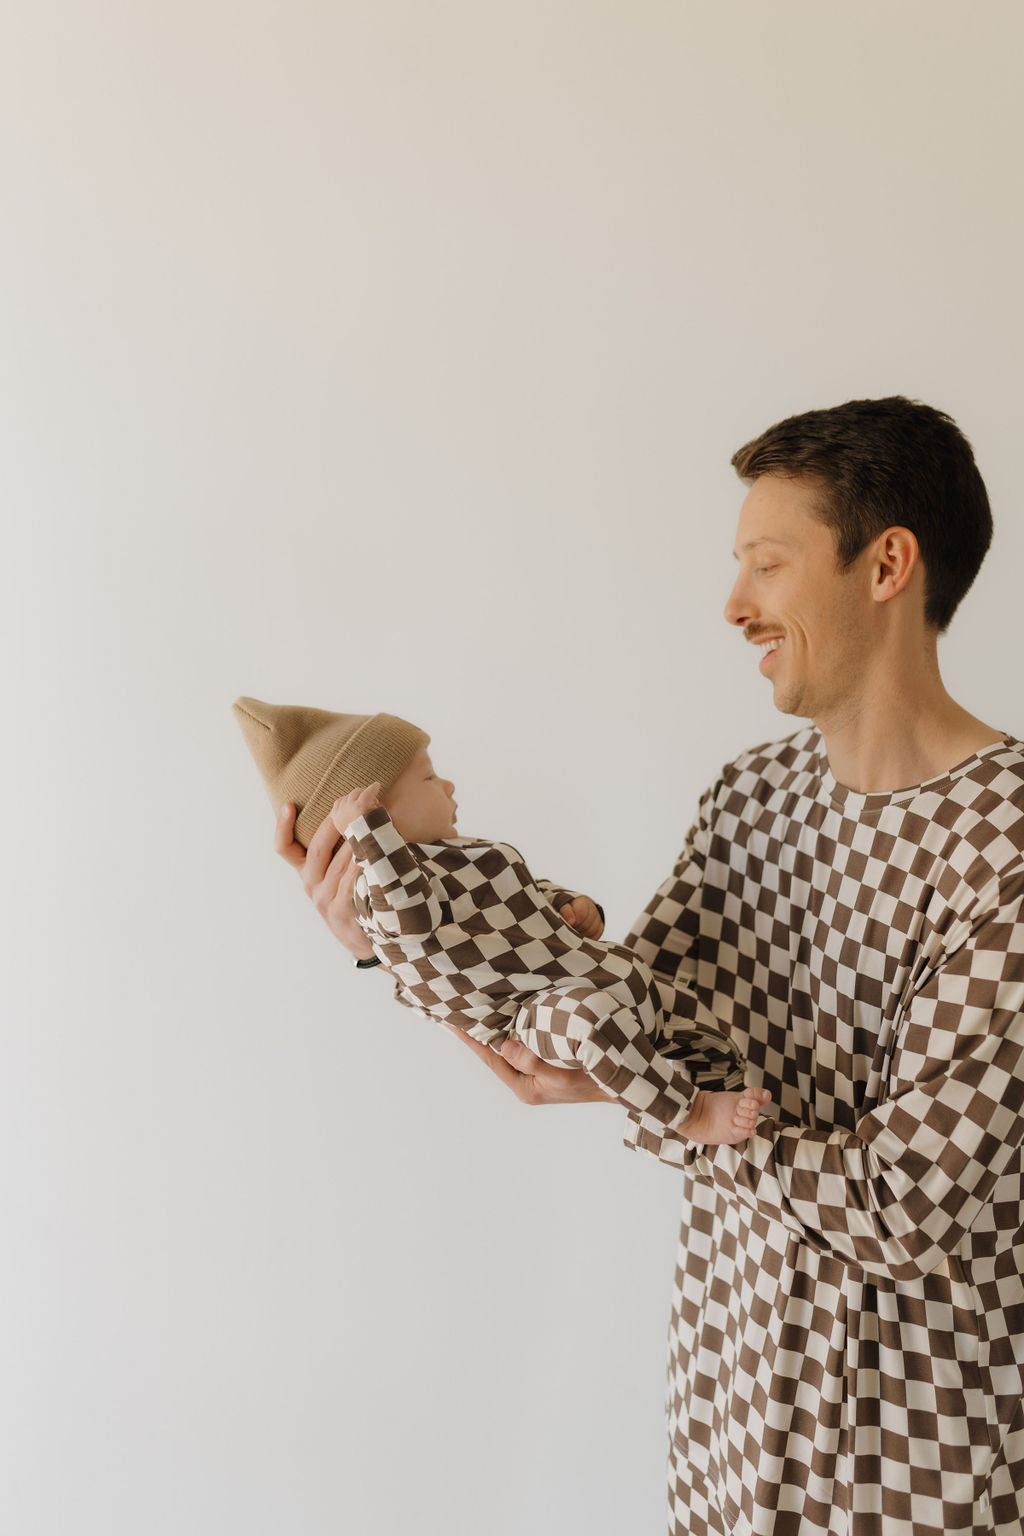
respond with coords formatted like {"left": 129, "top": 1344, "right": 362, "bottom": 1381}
{"left": 617, "top": 787, "right": 746, "bottom": 1083}
{"left": 344, "top": 806, "right": 446, "bottom": 939}
{"left": 621, "top": 791, "right": 714, "bottom": 1023}
{"left": 641, "top": 872, "right": 1024, "bottom": 1283}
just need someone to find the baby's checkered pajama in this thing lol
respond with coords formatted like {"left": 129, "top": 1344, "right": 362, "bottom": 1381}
{"left": 343, "top": 806, "right": 745, "bottom": 1130}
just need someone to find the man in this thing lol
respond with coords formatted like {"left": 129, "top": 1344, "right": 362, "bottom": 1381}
{"left": 277, "top": 397, "right": 1024, "bottom": 1535}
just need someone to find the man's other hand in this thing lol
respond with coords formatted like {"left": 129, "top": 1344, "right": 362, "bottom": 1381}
{"left": 443, "top": 1026, "right": 609, "bottom": 1106}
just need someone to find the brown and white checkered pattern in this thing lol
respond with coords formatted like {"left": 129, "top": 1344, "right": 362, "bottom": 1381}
{"left": 344, "top": 807, "right": 745, "bottom": 1130}
{"left": 623, "top": 727, "right": 1024, "bottom": 1535}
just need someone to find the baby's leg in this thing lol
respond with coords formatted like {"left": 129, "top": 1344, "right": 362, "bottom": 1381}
{"left": 513, "top": 982, "right": 704, "bottom": 1133}
{"left": 676, "top": 1086, "right": 773, "bottom": 1146}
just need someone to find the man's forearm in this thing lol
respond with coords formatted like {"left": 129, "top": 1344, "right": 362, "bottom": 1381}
{"left": 629, "top": 1056, "right": 1024, "bottom": 1284}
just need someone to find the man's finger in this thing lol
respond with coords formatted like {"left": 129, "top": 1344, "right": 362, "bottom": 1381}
{"left": 331, "top": 841, "right": 356, "bottom": 877}
{"left": 273, "top": 803, "right": 307, "bottom": 871}
{"left": 442, "top": 1024, "right": 536, "bottom": 1096}
{"left": 501, "top": 1038, "right": 573, "bottom": 1080}
{"left": 326, "top": 845, "right": 358, "bottom": 908}
{"left": 501, "top": 1038, "right": 535, "bottom": 1069}
{"left": 304, "top": 804, "right": 347, "bottom": 889}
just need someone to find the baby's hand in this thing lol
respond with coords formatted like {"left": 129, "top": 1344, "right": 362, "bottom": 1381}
{"left": 559, "top": 895, "right": 605, "bottom": 940}
{"left": 330, "top": 782, "right": 383, "bottom": 834}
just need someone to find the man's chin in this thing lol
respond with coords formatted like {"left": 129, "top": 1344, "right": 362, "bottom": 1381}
{"left": 771, "top": 684, "right": 812, "bottom": 719}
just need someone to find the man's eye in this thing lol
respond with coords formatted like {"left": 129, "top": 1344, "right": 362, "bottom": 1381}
{"left": 755, "top": 565, "right": 778, "bottom": 576}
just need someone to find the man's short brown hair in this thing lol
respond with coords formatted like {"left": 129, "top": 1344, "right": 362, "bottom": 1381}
{"left": 731, "top": 397, "right": 992, "bottom": 632}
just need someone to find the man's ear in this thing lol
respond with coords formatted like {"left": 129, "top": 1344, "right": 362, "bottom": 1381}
{"left": 869, "top": 526, "right": 920, "bottom": 605}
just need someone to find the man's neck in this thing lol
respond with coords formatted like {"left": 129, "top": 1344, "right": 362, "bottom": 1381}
{"left": 816, "top": 648, "right": 1004, "bottom": 795}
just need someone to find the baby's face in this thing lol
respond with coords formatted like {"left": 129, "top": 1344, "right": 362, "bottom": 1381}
{"left": 382, "top": 749, "right": 458, "bottom": 842}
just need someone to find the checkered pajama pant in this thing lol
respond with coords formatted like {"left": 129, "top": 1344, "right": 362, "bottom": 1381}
{"left": 510, "top": 965, "right": 701, "bottom": 1131}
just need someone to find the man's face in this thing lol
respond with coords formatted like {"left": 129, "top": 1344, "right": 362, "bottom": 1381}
{"left": 382, "top": 748, "right": 459, "bottom": 842}
{"left": 724, "top": 473, "right": 873, "bottom": 723}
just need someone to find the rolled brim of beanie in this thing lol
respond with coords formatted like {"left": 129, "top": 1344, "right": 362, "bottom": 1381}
{"left": 232, "top": 697, "right": 429, "bottom": 851}
{"left": 293, "top": 713, "right": 429, "bottom": 849}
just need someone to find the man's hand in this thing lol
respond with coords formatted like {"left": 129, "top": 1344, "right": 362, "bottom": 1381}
{"left": 443, "top": 1026, "right": 609, "bottom": 1106}
{"left": 559, "top": 895, "right": 604, "bottom": 939}
{"left": 330, "top": 783, "right": 382, "bottom": 835}
{"left": 274, "top": 802, "right": 374, "bottom": 960}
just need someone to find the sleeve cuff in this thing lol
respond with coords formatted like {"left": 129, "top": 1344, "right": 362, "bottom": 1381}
{"left": 344, "top": 803, "right": 393, "bottom": 843}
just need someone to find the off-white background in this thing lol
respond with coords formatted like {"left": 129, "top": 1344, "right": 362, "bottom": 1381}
{"left": 3, "top": 3, "right": 1023, "bottom": 1533}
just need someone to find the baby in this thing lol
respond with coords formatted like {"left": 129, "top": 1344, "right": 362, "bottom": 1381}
{"left": 234, "top": 697, "right": 771, "bottom": 1145}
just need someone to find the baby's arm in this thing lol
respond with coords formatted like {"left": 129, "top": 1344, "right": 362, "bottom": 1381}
{"left": 334, "top": 786, "right": 446, "bottom": 939}
{"left": 536, "top": 881, "right": 605, "bottom": 939}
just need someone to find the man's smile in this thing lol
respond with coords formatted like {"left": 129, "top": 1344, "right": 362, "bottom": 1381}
{"left": 749, "top": 634, "right": 785, "bottom": 672}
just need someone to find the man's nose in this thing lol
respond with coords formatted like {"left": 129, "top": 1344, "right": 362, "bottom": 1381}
{"left": 723, "top": 573, "right": 756, "bottom": 628}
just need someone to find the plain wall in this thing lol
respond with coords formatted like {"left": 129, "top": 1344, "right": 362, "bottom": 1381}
{"left": 4, "top": 3, "right": 1023, "bottom": 1532}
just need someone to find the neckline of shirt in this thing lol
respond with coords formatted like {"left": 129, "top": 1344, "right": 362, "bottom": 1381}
{"left": 814, "top": 729, "right": 1018, "bottom": 816}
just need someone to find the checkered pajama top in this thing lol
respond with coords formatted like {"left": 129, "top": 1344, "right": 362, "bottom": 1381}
{"left": 622, "top": 726, "right": 1024, "bottom": 1536}
{"left": 343, "top": 805, "right": 743, "bottom": 1089}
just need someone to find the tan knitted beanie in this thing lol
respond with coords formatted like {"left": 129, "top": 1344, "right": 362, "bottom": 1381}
{"left": 232, "top": 697, "right": 430, "bottom": 849}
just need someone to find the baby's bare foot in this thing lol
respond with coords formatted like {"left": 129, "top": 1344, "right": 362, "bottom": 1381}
{"left": 733, "top": 1085, "right": 772, "bottom": 1136}
{"left": 680, "top": 1085, "right": 773, "bottom": 1145}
